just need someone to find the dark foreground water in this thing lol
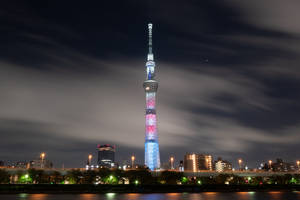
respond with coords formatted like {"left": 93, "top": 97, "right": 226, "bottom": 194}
{"left": 2, "top": 192, "right": 300, "bottom": 200}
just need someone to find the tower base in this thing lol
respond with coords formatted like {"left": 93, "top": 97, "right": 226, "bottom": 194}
{"left": 145, "top": 141, "right": 160, "bottom": 170}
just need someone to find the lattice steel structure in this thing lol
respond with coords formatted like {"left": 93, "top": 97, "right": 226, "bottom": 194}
{"left": 143, "top": 23, "right": 160, "bottom": 170}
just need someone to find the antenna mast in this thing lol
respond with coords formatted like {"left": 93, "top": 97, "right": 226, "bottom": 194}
{"left": 147, "top": 23, "right": 153, "bottom": 61}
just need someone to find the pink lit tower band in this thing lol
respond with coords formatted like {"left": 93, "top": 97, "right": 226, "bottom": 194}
{"left": 143, "top": 23, "right": 160, "bottom": 170}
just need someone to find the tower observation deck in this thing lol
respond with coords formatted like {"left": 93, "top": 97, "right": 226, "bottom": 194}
{"left": 143, "top": 23, "right": 160, "bottom": 170}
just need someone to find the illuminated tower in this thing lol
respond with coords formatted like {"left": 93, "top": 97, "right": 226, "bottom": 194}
{"left": 143, "top": 23, "right": 160, "bottom": 170}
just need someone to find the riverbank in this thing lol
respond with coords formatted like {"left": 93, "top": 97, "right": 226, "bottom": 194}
{"left": 1, "top": 184, "right": 300, "bottom": 194}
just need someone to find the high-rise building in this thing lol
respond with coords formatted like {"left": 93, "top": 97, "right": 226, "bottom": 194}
{"left": 97, "top": 144, "right": 115, "bottom": 168}
{"left": 214, "top": 157, "right": 232, "bottom": 172}
{"left": 184, "top": 153, "right": 198, "bottom": 172}
{"left": 198, "top": 154, "right": 213, "bottom": 171}
{"left": 184, "top": 153, "right": 213, "bottom": 172}
{"left": 143, "top": 23, "right": 160, "bottom": 171}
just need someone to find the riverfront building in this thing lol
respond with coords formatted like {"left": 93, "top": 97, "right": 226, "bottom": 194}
{"left": 97, "top": 144, "right": 115, "bottom": 168}
{"left": 214, "top": 157, "right": 232, "bottom": 172}
{"left": 184, "top": 153, "right": 213, "bottom": 172}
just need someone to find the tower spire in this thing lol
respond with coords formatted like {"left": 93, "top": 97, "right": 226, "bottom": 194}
{"left": 147, "top": 23, "right": 154, "bottom": 61}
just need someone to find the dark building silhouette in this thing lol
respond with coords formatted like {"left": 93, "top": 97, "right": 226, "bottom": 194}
{"left": 179, "top": 160, "right": 184, "bottom": 172}
{"left": 15, "top": 161, "right": 29, "bottom": 169}
{"left": 97, "top": 144, "right": 115, "bottom": 168}
{"left": 272, "top": 159, "right": 296, "bottom": 172}
{"left": 262, "top": 158, "right": 296, "bottom": 172}
{"left": 0, "top": 161, "right": 30, "bottom": 168}
{"left": 29, "top": 159, "right": 53, "bottom": 169}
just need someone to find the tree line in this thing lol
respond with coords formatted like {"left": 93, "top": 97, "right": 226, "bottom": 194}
{"left": 0, "top": 168, "right": 300, "bottom": 185}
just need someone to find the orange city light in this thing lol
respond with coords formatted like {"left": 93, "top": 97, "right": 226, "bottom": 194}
{"left": 269, "top": 160, "right": 272, "bottom": 164}
{"left": 40, "top": 152, "right": 45, "bottom": 159}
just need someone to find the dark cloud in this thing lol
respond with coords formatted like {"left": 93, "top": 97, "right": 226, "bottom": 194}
{"left": 0, "top": 0, "right": 300, "bottom": 168}
{"left": 0, "top": 118, "right": 146, "bottom": 168}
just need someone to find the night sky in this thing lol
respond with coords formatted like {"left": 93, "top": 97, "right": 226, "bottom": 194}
{"left": 1, "top": 1, "right": 300, "bottom": 168}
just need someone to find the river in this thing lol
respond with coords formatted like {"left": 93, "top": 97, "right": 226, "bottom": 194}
{"left": 1, "top": 192, "right": 300, "bottom": 200}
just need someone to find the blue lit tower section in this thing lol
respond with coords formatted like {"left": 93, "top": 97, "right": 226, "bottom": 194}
{"left": 143, "top": 23, "right": 160, "bottom": 170}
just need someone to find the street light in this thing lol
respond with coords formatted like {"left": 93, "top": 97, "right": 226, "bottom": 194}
{"left": 268, "top": 160, "right": 272, "bottom": 171}
{"left": 88, "top": 154, "right": 92, "bottom": 166}
{"left": 238, "top": 159, "right": 242, "bottom": 171}
{"left": 40, "top": 152, "right": 45, "bottom": 160}
{"left": 40, "top": 152, "right": 45, "bottom": 168}
{"left": 131, "top": 155, "right": 135, "bottom": 169}
{"left": 170, "top": 156, "right": 174, "bottom": 170}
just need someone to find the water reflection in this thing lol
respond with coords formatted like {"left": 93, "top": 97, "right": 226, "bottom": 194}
{"left": 18, "top": 193, "right": 29, "bottom": 199}
{"left": 166, "top": 193, "right": 185, "bottom": 200}
{"left": 5, "top": 191, "right": 300, "bottom": 200}
{"left": 126, "top": 193, "right": 142, "bottom": 200}
{"left": 268, "top": 191, "right": 282, "bottom": 200}
{"left": 201, "top": 192, "right": 218, "bottom": 200}
{"left": 26, "top": 194, "right": 48, "bottom": 200}
{"left": 141, "top": 194, "right": 173, "bottom": 200}
{"left": 236, "top": 191, "right": 250, "bottom": 200}
{"left": 79, "top": 194, "right": 98, "bottom": 200}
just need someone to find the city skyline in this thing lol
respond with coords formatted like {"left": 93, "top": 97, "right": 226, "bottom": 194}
{"left": 1, "top": 1, "right": 300, "bottom": 168}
